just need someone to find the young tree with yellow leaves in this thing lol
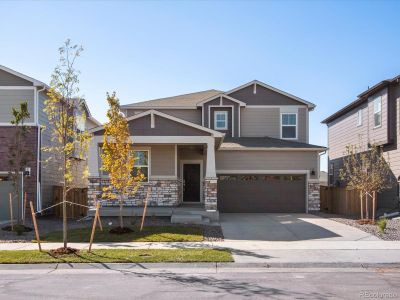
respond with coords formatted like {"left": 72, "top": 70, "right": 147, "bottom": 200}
{"left": 43, "top": 40, "right": 91, "bottom": 249}
{"left": 101, "top": 92, "right": 144, "bottom": 231}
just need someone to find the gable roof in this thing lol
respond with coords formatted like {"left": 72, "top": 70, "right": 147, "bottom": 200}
{"left": 121, "top": 90, "right": 222, "bottom": 109}
{"left": 220, "top": 136, "right": 326, "bottom": 151}
{"left": 227, "top": 80, "right": 316, "bottom": 109}
{"left": 196, "top": 93, "right": 247, "bottom": 107}
{"left": 90, "top": 109, "right": 225, "bottom": 137}
{"left": 322, "top": 74, "right": 400, "bottom": 124}
{"left": 121, "top": 80, "right": 315, "bottom": 109}
{"left": 0, "top": 65, "right": 49, "bottom": 88}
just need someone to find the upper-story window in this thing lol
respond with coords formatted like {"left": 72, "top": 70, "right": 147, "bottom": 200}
{"left": 357, "top": 109, "right": 362, "bottom": 127}
{"left": 373, "top": 96, "right": 382, "bottom": 128}
{"left": 214, "top": 111, "right": 228, "bottom": 130}
{"left": 281, "top": 113, "right": 297, "bottom": 139}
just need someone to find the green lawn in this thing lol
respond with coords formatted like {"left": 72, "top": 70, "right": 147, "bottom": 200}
{"left": 42, "top": 226, "right": 203, "bottom": 243}
{"left": 0, "top": 249, "right": 233, "bottom": 264}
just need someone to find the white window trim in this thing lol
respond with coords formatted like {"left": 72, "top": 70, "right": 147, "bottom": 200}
{"left": 133, "top": 149, "right": 150, "bottom": 183}
{"left": 280, "top": 112, "right": 298, "bottom": 140}
{"left": 373, "top": 96, "right": 382, "bottom": 129}
{"left": 214, "top": 111, "right": 228, "bottom": 130}
{"left": 357, "top": 109, "right": 363, "bottom": 127}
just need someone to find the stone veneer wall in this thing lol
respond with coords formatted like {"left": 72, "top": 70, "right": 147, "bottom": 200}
{"left": 308, "top": 181, "right": 320, "bottom": 211}
{"left": 204, "top": 178, "right": 217, "bottom": 211}
{"left": 88, "top": 177, "right": 181, "bottom": 207}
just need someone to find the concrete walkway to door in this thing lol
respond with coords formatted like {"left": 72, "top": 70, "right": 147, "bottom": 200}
{"left": 220, "top": 213, "right": 379, "bottom": 242}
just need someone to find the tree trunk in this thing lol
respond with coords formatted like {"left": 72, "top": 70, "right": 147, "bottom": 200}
{"left": 119, "top": 195, "right": 124, "bottom": 229}
{"left": 360, "top": 191, "right": 364, "bottom": 220}
{"left": 15, "top": 175, "right": 21, "bottom": 224}
{"left": 372, "top": 191, "right": 376, "bottom": 221}
{"left": 365, "top": 192, "right": 369, "bottom": 220}
{"left": 62, "top": 185, "right": 68, "bottom": 248}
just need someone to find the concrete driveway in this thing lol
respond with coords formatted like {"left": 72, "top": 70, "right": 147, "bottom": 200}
{"left": 220, "top": 213, "right": 379, "bottom": 241}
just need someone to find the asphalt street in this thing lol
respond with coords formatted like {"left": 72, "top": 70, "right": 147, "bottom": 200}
{"left": 0, "top": 264, "right": 399, "bottom": 299}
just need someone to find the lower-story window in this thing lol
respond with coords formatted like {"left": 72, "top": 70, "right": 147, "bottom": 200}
{"left": 132, "top": 150, "right": 149, "bottom": 182}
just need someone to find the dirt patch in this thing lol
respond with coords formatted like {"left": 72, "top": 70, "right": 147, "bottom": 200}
{"left": 49, "top": 247, "right": 79, "bottom": 256}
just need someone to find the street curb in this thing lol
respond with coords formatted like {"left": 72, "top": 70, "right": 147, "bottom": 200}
{"left": 0, "top": 262, "right": 399, "bottom": 270}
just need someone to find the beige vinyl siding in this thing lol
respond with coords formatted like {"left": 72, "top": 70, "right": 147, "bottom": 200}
{"left": 328, "top": 89, "right": 388, "bottom": 160}
{"left": 0, "top": 70, "right": 33, "bottom": 86}
{"left": 150, "top": 145, "right": 176, "bottom": 176}
{"left": 216, "top": 150, "right": 319, "bottom": 179}
{"left": 90, "top": 143, "right": 177, "bottom": 178}
{"left": 125, "top": 109, "right": 202, "bottom": 125}
{"left": 38, "top": 91, "right": 64, "bottom": 208}
{"left": 0, "top": 89, "right": 35, "bottom": 123}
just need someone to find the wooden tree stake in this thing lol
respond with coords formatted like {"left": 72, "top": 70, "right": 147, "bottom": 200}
{"left": 30, "top": 201, "right": 41, "bottom": 252}
{"left": 23, "top": 192, "right": 27, "bottom": 226}
{"left": 140, "top": 188, "right": 151, "bottom": 232}
{"left": 89, "top": 202, "right": 100, "bottom": 252}
{"left": 97, "top": 203, "right": 103, "bottom": 231}
{"left": 9, "top": 193, "right": 14, "bottom": 231}
{"left": 360, "top": 191, "right": 364, "bottom": 220}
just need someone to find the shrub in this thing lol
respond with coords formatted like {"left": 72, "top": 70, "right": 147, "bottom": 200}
{"left": 377, "top": 218, "right": 387, "bottom": 234}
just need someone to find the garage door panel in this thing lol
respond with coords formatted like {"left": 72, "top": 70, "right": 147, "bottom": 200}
{"left": 218, "top": 174, "right": 306, "bottom": 213}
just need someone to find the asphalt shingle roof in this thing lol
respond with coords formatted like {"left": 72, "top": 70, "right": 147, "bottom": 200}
{"left": 220, "top": 137, "right": 326, "bottom": 150}
{"left": 121, "top": 90, "right": 222, "bottom": 108}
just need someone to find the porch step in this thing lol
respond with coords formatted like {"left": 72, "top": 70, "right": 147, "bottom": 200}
{"left": 170, "top": 213, "right": 210, "bottom": 225}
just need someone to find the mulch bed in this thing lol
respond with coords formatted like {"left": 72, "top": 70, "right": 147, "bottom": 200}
{"left": 2, "top": 225, "right": 33, "bottom": 233}
{"left": 316, "top": 212, "right": 400, "bottom": 241}
{"left": 109, "top": 227, "right": 134, "bottom": 234}
{"left": 49, "top": 247, "right": 79, "bottom": 256}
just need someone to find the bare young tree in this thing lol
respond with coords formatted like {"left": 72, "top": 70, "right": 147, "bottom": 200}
{"left": 340, "top": 143, "right": 393, "bottom": 220}
{"left": 8, "top": 102, "right": 31, "bottom": 225}
{"left": 43, "top": 39, "right": 91, "bottom": 249}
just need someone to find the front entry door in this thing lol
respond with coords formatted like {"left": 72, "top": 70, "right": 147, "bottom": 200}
{"left": 183, "top": 164, "right": 201, "bottom": 202}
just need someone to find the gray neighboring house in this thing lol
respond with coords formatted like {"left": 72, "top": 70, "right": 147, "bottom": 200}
{"left": 322, "top": 75, "right": 400, "bottom": 210}
{"left": 88, "top": 80, "right": 326, "bottom": 218}
{"left": 0, "top": 65, "right": 99, "bottom": 223}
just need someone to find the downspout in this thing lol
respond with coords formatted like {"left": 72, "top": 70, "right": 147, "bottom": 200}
{"left": 36, "top": 85, "right": 46, "bottom": 211}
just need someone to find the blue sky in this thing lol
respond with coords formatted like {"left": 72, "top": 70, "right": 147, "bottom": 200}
{"left": 1, "top": 0, "right": 399, "bottom": 170}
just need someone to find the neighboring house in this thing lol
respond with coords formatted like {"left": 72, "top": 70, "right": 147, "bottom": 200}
{"left": 319, "top": 171, "right": 328, "bottom": 187}
{"left": 0, "top": 65, "right": 99, "bottom": 222}
{"left": 88, "top": 80, "right": 325, "bottom": 218}
{"left": 322, "top": 75, "right": 400, "bottom": 210}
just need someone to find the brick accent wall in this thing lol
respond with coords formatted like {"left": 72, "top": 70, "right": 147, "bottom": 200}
{"left": 0, "top": 126, "right": 38, "bottom": 208}
{"left": 88, "top": 177, "right": 181, "bottom": 207}
{"left": 204, "top": 177, "right": 217, "bottom": 211}
{"left": 308, "top": 181, "right": 320, "bottom": 211}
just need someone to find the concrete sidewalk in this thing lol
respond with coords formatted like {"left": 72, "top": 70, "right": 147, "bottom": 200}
{"left": 1, "top": 240, "right": 400, "bottom": 264}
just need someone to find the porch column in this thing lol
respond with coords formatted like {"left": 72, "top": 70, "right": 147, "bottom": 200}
{"left": 204, "top": 139, "right": 218, "bottom": 211}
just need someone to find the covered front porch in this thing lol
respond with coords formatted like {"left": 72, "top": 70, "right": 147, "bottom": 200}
{"left": 88, "top": 137, "right": 219, "bottom": 215}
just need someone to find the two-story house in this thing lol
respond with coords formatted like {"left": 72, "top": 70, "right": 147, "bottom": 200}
{"left": 322, "top": 75, "right": 400, "bottom": 210}
{"left": 0, "top": 65, "right": 99, "bottom": 223}
{"left": 88, "top": 80, "right": 325, "bottom": 220}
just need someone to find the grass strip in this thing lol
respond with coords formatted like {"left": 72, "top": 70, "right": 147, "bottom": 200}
{"left": 0, "top": 249, "right": 233, "bottom": 264}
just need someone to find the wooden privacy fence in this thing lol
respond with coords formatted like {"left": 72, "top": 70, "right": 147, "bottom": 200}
{"left": 320, "top": 186, "right": 361, "bottom": 216}
{"left": 53, "top": 186, "right": 88, "bottom": 218}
